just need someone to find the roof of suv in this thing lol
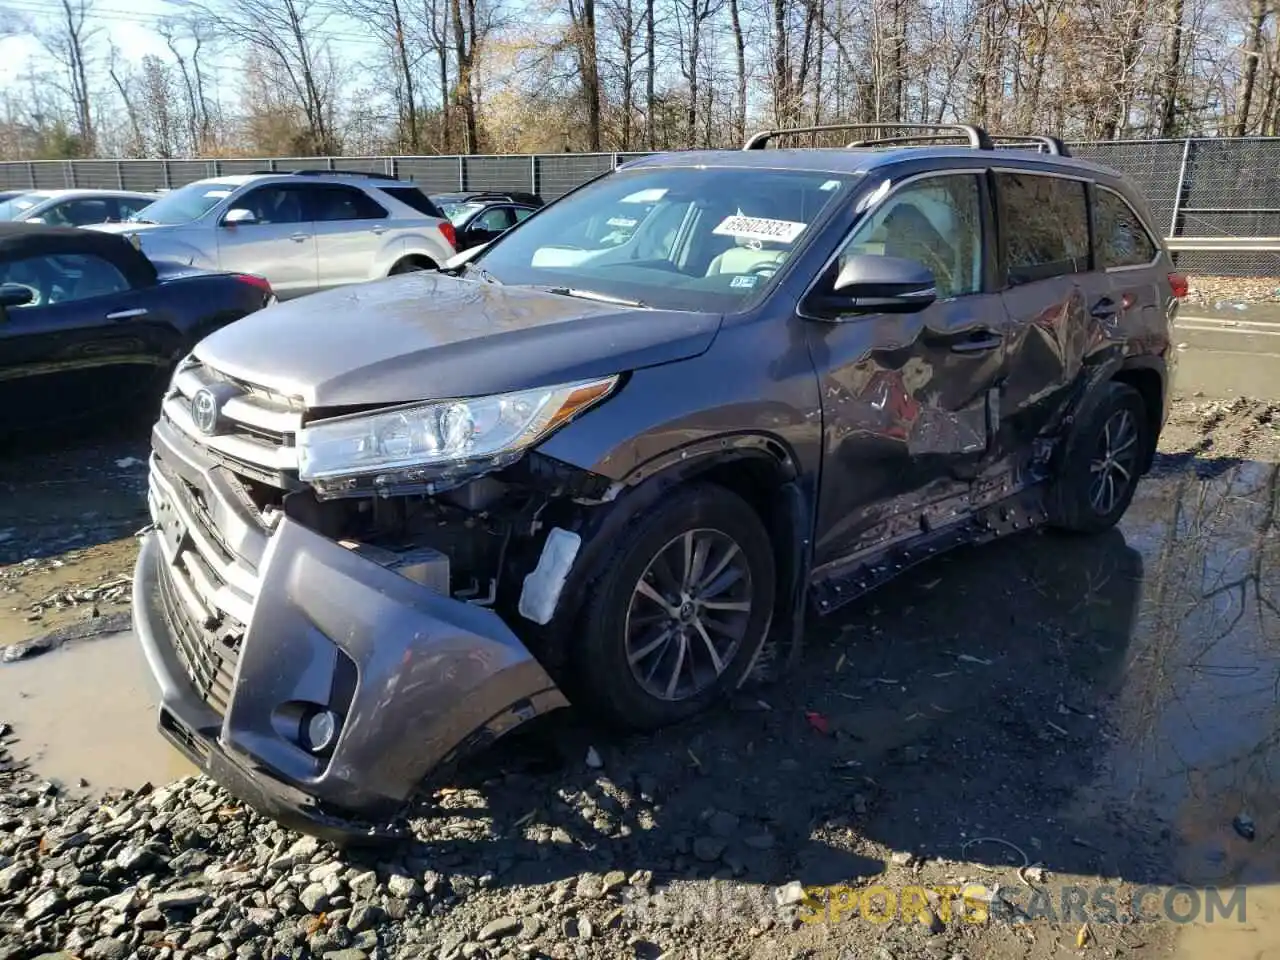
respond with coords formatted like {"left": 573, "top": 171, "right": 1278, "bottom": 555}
{"left": 620, "top": 146, "right": 1121, "bottom": 181}
{"left": 191, "top": 172, "right": 424, "bottom": 190}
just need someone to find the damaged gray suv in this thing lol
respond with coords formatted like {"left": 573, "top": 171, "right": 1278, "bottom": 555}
{"left": 132, "top": 123, "right": 1179, "bottom": 840}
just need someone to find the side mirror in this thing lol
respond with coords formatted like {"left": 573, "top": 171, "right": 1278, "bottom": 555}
{"left": 808, "top": 253, "right": 937, "bottom": 319}
{"left": 0, "top": 283, "right": 34, "bottom": 321}
{"left": 223, "top": 208, "right": 257, "bottom": 227}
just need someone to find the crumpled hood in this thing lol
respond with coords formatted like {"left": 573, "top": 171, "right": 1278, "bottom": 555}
{"left": 193, "top": 272, "right": 722, "bottom": 409}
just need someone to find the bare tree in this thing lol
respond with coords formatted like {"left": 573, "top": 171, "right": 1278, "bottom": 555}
{"left": 107, "top": 45, "right": 144, "bottom": 154}
{"left": 38, "top": 0, "right": 97, "bottom": 154}
{"left": 1234, "top": 0, "right": 1271, "bottom": 136}
{"left": 197, "top": 0, "right": 340, "bottom": 154}
{"left": 160, "top": 15, "right": 218, "bottom": 153}
{"left": 567, "top": 0, "right": 603, "bottom": 149}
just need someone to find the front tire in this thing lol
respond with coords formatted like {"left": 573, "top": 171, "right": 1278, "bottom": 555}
{"left": 572, "top": 484, "right": 776, "bottom": 730}
{"left": 1047, "top": 381, "right": 1149, "bottom": 534}
{"left": 388, "top": 257, "right": 435, "bottom": 275}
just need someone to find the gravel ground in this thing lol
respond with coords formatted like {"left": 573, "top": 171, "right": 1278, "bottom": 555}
{"left": 0, "top": 399, "right": 1277, "bottom": 960}
{"left": 1184, "top": 275, "right": 1280, "bottom": 305}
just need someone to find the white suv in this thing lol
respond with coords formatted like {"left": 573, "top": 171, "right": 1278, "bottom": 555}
{"left": 90, "top": 171, "right": 458, "bottom": 299}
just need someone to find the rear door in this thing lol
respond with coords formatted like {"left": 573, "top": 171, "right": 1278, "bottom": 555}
{"left": 215, "top": 184, "right": 317, "bottom": 298}
{"left": 1092, "top": 185, "right": 1167, "bottom": 336}
{"left": 0, "top": 251, "right": 180, "bottom": 431}
{"left": 307, "top": 184, "right": 391, "bottom": 289}
{"left": 993, "top": 169, "right": 1095, "bottom": 453}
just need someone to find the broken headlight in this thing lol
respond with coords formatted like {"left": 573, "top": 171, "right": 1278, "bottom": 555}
{"left": 296, "top": 376, "right": 618, "bottom": 494}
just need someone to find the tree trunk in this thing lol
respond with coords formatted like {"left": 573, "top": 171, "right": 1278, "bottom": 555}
{"left": 1158, "top": 0, "right": 1186, "bottom": 135}
{"left": 729, "top": 0, "right": 746, "bottom": 143}
{"left": 390, "top": 0, "right": 419, "bottom": 150}
{"left": 645, "top": 0, "right": 655, "bottom": 148}
{"left": 451, "top": 0, "right": 478, "bottom": 152}
{"left": 1234, "top": 0, "right": 1268, "bottom": 136}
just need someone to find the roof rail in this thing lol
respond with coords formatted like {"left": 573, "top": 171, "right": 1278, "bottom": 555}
{"left": 988, "top": 134, "right": 1071, "bottom": 157}
{"left": 245, "top": 168, "right": 400, "bottom": 180}
{"left": 744, "top": 122, "right": 993, "bottom": 151}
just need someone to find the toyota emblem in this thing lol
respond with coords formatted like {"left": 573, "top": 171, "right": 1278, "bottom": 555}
{"left": 190, "top": 388, "right": 220, "bottom": 435}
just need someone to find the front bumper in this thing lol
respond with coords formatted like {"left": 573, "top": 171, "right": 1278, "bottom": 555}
{"left": 132, "top": 420, "right": 568, "bottom": 842}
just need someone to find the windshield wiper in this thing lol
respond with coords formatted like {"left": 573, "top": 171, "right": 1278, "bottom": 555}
{"left": 127, "top": 218, "right": 157, "bottom": 224}
{"left": 545, "top": 287, "right": 646, "bottom": 308}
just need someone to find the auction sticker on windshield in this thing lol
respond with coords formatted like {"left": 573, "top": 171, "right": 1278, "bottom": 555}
{"left": 713, "top": 215, "right": 807, "bottom": 244}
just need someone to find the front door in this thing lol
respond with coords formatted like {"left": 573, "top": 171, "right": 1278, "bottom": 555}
{"left": 0, "top": 251, "right": 176, "bottom": 432}
{"left": 804, "top": 171, "right": 1008, "bottom": 572}
{"left": 215, "top": 184, "right": 317, "bottom": 298}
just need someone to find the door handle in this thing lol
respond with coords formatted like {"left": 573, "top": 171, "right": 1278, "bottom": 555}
{"left": 106, "top": 308, "right": 148, "bottom": 321}
{"left": 949, "top": 331, "right": 1003, "bottom": 353}
{"left": 1091, "top": 297, "right": 1117, "bottom": 320}
{"left": 371, "top": 226, "right": 387, "bottom": 235}
{"left": 290, "top": 233, "right": 309, "bottom": 243}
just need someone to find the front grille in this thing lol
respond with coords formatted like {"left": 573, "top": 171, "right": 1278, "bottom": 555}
{"left": 150, "top": 451, "right": 261, "bottom": 716}
{"left": 160, "top": 357, "right": 304, "bottom": 486}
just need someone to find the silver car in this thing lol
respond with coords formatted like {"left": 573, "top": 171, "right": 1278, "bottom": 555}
{"left": 90, "top": 172, "right": 458, "bottom": 299}
{"left": 0, "top": 189, "right": 158, "bottom": 226}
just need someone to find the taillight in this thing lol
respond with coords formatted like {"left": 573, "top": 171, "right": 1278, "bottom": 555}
{"left": 1168, "top": 272, "right": 1188, "bottom": 299}
{"left": 439, "top": 220, "right": 457, "bottom": 249}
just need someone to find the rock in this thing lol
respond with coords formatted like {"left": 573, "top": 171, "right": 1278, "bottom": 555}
{"left": 96, "top": 889, "right": 138, "bottom": 915}
{"left": 321, "top": 950, "right": 368, "bottom": 960}
{"left": 114, "top": 842, "right": 159, "bottom": 872}
{"left": 479, "top": 916, "right": 521, "bottom": 941}
{"left": 1024, "top": 866, "right": 1046, "bottom": 883}
{"left": 0, "top": 861, "right": 32, "bottom": 894}
{"left": 346, "top": 903, "right": 383, "bottom": 932}
{"left": 575, "top": 873, "right": 604, "bottom": 900}
{"left": 152, "top": 887, "right": 207, "bottom": 911}
{"left": 134, "top": 906, "right": 165, "bottom": 929}
{"left": 774, "top": 881, "right": 807, "bottom": 907}
{"left": 287, "top": 836, "right": 321, "bottom": 862}
{"left": 890, "top": 850, "right": 916, "bottom": 867}
{"left": 601, "top": 870, "right": 628, "bottom": 894}
{"left": 386, "top": 874, "right": 422, "bottom": 900}
{"left": 321, "top": 870, "right": 345, "bottom": 898}
{"left": 692, "top": 837, "right": 726, "bottom": 862}
{"left": 84, "top": 939, "right": 129, "bottom": 960}
{"left": 585, "top": 746, "right": 604, "bottom": 769}
{"left": 309, "top": 861, "right": 344, "bottom": 883}
{"left": 184, "top": 932, "right": 217, "bottom": 952}
{"left": 579, "top": 917, "right": 595, "bottom": 940}
{"left": 349, "top": 870, "right": 378, "bottom": 900}
{"left": 707, "top": 811, "right": 740, "bottom": 838}
{"left": 25, "top": 889, "right": 66, "bottom": 921}
{"left": 299, "top": 883, "right": 330, "bottom": 914}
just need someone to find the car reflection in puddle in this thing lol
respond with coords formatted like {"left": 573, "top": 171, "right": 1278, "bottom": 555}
{"left": 1089, "top": 457, "right": 1279, "bottom": 958}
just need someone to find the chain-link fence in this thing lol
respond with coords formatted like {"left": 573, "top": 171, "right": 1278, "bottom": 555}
{"left": 3, "top": 138, "right": 1280, "bottom": 275}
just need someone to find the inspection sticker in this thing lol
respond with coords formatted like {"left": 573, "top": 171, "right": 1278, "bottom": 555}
{"left": 713, "top": 215, "right": 807, "bottom": 244}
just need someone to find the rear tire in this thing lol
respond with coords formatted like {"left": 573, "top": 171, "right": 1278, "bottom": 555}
{"left": 388, "top": 257, "right": 435, "bottom": 275}
{"left": 1047, "top": 381, "right": 1149, "bottom": 534}
{"left": 571, "top": 484, "right": 776, "bottom": 731}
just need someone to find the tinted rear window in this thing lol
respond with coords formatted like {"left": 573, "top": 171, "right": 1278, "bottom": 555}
{"left": 1096, "top": 187, "right": 1158, "bottom": 268}
{"left": 382, "top": 187, "right": 444, "bottom": 219}
{"left": 997, "top": 172, "right": 1089, "bottom": 285}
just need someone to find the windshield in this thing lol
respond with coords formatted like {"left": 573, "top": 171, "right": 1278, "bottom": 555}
{"left": 471, "top": 167, "right": 853, "bottom": 312}
{"left": 0, "top": 193, "right": 48, "bottom": 220}
{"left": 440, "top": 200, "right": 485, "bottom": 225}
{"left": 129, "top": 181, "right": 236, "bottom": 224}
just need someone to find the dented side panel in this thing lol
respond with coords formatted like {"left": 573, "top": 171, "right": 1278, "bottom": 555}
{"left": 804, "top": 293, "right": 1009, "bottom": 570}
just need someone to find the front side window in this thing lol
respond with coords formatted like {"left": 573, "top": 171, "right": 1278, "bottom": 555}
{"left": 471, "top": 167, "right": 854, "bottom": 312}
{"left": 997, "top": 172, "right": 1089, "bottom": 285}
{"left": 309, "top": 185, "right": 387, "bottom": 222}
{"left": 513, "top": 206, "right": 535, "bottom": 223}
{"left": 42, "top": 199, "right": 112, "bottom": 227}
{"left": 1096, "top": 187, "right": 1158, "bottom": 268}
{"left": 235, "top": 186, "right": 307, "bottom": 225}
{"left": 474, "top": 207, "right": 515, "bottom": 232}
{"left": 0, "top": 253, "right": 131, "bottom": 308}
{"left": 838, "top": 174, "right": 983, "bottom": 299}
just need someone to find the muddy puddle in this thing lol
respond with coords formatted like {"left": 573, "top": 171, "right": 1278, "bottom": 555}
{"left": 0, "top": 630, "right": 195, "bottom": 793}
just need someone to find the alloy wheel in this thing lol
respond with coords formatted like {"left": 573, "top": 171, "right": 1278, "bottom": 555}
{"left": 624, "top": 528, "right": 754, "bottom": 702}
{"left": 1089, "top": 408, "right": 1140, "bottom": 515}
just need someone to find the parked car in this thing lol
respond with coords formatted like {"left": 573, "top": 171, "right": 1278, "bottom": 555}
{"left": 89, "top": 171, "right": 457, "bottom": 300}
{"left": 0, "top": 190, "right": 29, "bottom": 204}
{"left": 0, "top": 189, "right": 158, "bottom": 227}
{"left": 131, "top": 123, "right": 1178, "bottom": 840}
{"left": 0, "top": 222, "right": 274, "bottom": 436}
{"left": 432, "top": 191, "right": 544, "bottom": 251}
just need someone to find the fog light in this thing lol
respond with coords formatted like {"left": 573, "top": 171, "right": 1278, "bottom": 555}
{"left": 305, "top": 708, "right": 340, "bottom": 754}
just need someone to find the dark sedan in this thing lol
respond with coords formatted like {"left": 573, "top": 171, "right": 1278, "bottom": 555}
{"left": 431, "top": 191, "right": 543, "bottom": 251}
{"left": 0, "top": 222, "right": 274, "bottom": 436}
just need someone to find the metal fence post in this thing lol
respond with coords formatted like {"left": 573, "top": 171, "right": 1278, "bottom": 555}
{"left": 530, "top": 155, "right": 538, "bottom": 194}
{"left": 458, "top": 156, "right": 466, "bottom": 190}
{"left": 163, "top": 160, "right": 172, "bottom": 190}
{"left": 26, "top": 162, "right": 35, "bottom": 189}
{"left": 1170, "top": 138, "right": 1191, "bottom": 238}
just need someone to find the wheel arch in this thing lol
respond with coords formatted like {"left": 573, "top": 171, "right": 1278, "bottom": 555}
{"left": 1111, "top": 360, "right": 1166, "bottom": 474}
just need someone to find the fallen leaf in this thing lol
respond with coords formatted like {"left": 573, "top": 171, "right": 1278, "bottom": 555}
{"left": 1076, "top": 922, "right": 1091, "bottom": 948}
{"left": 805, "top": 710, "right": 830, "bottom": 735}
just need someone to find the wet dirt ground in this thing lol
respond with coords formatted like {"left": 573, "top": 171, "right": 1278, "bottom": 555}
{"left": 0, "top": 392, "right": 1278, "bottom": 960}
